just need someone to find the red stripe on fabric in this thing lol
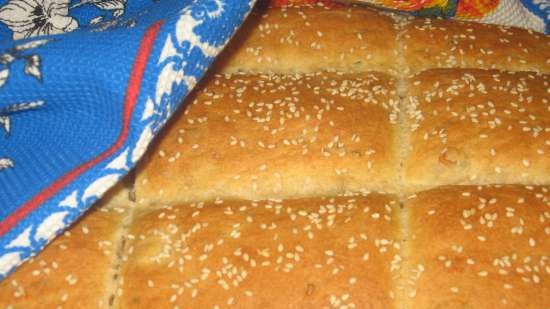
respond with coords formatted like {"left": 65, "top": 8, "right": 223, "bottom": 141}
{"left": 0, "top": 21, "right": 163, "bottom": 236}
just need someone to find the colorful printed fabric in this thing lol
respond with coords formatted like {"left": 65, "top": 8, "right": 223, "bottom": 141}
{"left": 382, "top": 0, "right": 548, "bottom": 33}
{"left": 0, "top": 0, "right": 255, "bottom": 279}
{"left": 272, "top": 0, "right": 549, "bottom": 33}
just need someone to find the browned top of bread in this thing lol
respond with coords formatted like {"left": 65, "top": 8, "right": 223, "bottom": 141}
{"left": 216, "top": 4, "right": 550, "bottom": 75}
{"left": 216, "top": 5, "right": 401, "bottom": 74}
{"left": 403, "top": 185, "right": 550, "bottom": 308}
{"left": 3, "top": 186, "right": 548, "bottom": 309}
{"left": 402, "top": 18, "right": 550, "bottom": 74}
{"left": 136, "top": 72, "right": 401, "bottom": 204}
{"left": 0, "top": 207, "right": 127, "bottom": 309}
{"left": 404, "top": 69, "right": 550, "bottom": 190}
{"left": 117, "top": 194, "right": 402, "bottom": 309}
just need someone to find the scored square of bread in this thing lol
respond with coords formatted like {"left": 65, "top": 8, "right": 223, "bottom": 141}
{"left": 216, "top": 5, "right": 400, "bottom": 74}
{"left": 0, "top": 206, "right": 128, "bottom": 309}
{"left": 401, "top": 18, "right": 550, "bottom": 73}
{"left": 403, "top": 185, "right": 550, "bottom": 308}
{"left": 117, "top": 194, "right": 402, "bottom": 309}
{"left": 136, "top": 72, "right": 401, "bottom": 205}
{"left": 403, "top": 69, "right": 549, "bottom": 190}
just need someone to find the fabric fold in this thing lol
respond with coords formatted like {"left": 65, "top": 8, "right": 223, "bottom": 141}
{"left": 0, "top": 0, "right": 256, "bottom": 279}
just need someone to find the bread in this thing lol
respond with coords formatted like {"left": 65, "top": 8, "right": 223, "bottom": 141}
{"left": 402, "top": 185, "right": 550, "bottom": 308}
{"left": 403, "top": 69, "right": 550, "bottom": 190}
{"left": 402, "top": 18, "right": 550, "bottom": 74}
{"left": 0, "top": 206, "right": 128, "bottom": 309}
{"left": 117, "top": 194, "right": 403, "bottom": 309}
{"left": 3, "top": 186, "right": 548, "bottom": 309}
{"left": 137, "top": 69, "right": 550, "bottom": 202}
{"left": 1, "top": 1, "right": 549, "bottom": 308}
{"left": 217, "top": 5, "right": 550, "bottom": 75}
{"left": 216, "top": 5, "right": 401, "bottom": 74}
{"left": 136, "top": 72, "right": 401, "bottom": 205}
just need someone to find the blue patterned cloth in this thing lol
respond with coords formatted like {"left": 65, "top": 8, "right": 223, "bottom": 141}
{"left": 520, "top": 0, "right": 550, "bottom": 33}
{"left": 0, "top": 0, "right": 255, "bottom": 279}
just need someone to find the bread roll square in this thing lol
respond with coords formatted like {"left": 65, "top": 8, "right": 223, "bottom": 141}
{"left": 0, "top": 207, "right": 127, "bottom": 309}
{"left": 403, "top": 69, "right": 549, "bottom": 190}
{"left": 118, "top": 194, "right": 402, "bottom": 308}
{"left": 136, "top": 72, "right": 401, "bottom": 204}
{"left": 402, "top": 18, "right": 550, "bottom": 73}
{"left": 403, "top": 185, "right": 550, "bottom": 308}
{"left": 216, "top": 5, "right": 400, "bottom": 74}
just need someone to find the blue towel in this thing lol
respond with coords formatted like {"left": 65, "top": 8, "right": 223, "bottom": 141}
{"left": 0, "top": 0, "right": 255, "bottom": 279}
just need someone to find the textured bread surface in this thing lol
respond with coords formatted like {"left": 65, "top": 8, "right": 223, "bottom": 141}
{"left": 117, "top": 194, "right": 402, "bottom": 309}
{"left": 402, "top": 18, "right": 550, "bottom": 73}
{"left": 217, "top": 5, "right": 550, "bottom": 75}
{"left": 216, "top": 5, "right": 401, "bottom": 74}
{"left": 0, "top": 206, "right": 127, "bottom": 309}
{"left": 136, "top": 72, "right": 401, "bottom": 204}
{"left": 403, "top": 69, "right": 550, "bottom": 190}
{"left": 4, "top": 187, "right": 548, "bottom": 309}
{"left": 403, "top": 185, "right": 550, "bottom": 309}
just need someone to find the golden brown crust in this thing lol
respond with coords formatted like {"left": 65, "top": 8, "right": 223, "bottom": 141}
{"left": 0, "top": 207, "right": 127, "bottom": 309}
{"left": 118, "top": 194, "right": 402, "bottom": 309}
{"left": 216, "top": 5, "right": 550, "bottom": 75}
{"left": 404, "top": 69, "right": 550, "bottom": 190}
{"left": 403, "top": 185, "right": 550, "bottom": 309}
{"left": 136, "top": 72, "right": 401, "bottom": 204}
{"left": 215, "top": 5, "right": 401, "bottom": 74}
{"left": 402, "top": 18, "right": 550, "bottom": 73}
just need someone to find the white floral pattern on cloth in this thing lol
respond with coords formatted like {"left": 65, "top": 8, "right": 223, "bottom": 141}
{"left": 0, "top": 0, "right": 129, "bottom": 39}
{"left": 0, "top": 0, "right": 78, "bottom": 39}
{"left": 0, "top": 112, "right": 10, "bottom": 170}
{"left": 0, "top": 101, "right": 45, "bottom": 171}
{"left": 0, "top": 158, "right": 13, "bottom": 170}
{"left": 0, "top": 39, "right": 49, "bottom": 86}
{"left": 72, "top": 0, "right": 126, "bottom": 16}
{"left": 145, "top": 0, "right": 236, "bottom": 134}
{"left": 0, "top": 39, "right": 48, "bottom": 172}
